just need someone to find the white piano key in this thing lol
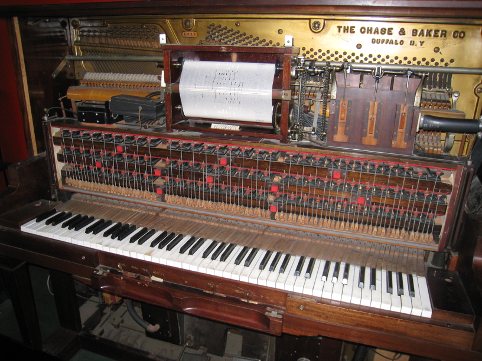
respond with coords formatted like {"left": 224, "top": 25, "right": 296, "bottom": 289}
{"left": 35, "top": 223, "right": 62, "bottom": 240}
{"left": 20, "top": 218, "right": 40, "bottom": 233}
{"left": 116, "top": 228, "right": 149, "bottom": 256}
{"left": 197, "top": 244, "right": 218, "bottom": 274}
{"left": 185, "top": 240, "right": 213, "bottom": 271}
{"left": 222, "top": 246, "right": 247, "bottom": 279}
{"left": 22, "top": 218, "right": 52, "bottom": 234}
{"left": 60, "top": 228, "right": 81, "bottom": 243}
{"left": 243, "top": 249, "right": 266, "bottom": 284}
{"left": 173, "top": 237, "right": 202, "bottom": 269}
{"left": 114, "top": 229, "right": 142, "bottom": 255}
{"left": 341, "top": 262, "right": 356, "bottom": 303}
{"left": 100, "top": 228, "right": 127, "bottom": 252}
{"left": 380, "top": 270, "right": 392, "bottom": 310}
{"left": 410, "top": 273, "right": 423, "bottom": 317}
{"left": 370, "top": 269, "right": 382, "bottom": 309}
{"left": 350, "top": 266, "right": 362, "bottom": 305}
{"left": 78, "top": 221, "right": 112, "bottom": 249}
{"left": 400, "top": 273, "right": 413, "bottom": 314}
{"left": 293, "top": 258, "right": 311, "bottom": 294}
{"left": 266, "top": 254, "right": 285, "bottom": 288}
{"left": 166, "top": 236, "right": 194, "bottom": 267}
{"left": 331, "top": 262, "right": 341, "bottom": 284}
{"left": 257, "top": 252, "right": 277, "bottom": 286}
{"left": 89, "top": 224, "right": 120, "bottom": 250}
{"left": 152, "top": 234, "right": 188, "bottom": 266}
{"left": 390, "top": 271, "right": 402, "bottom": 313}
{"left": 118, "top": 229, "right": 154, "bottom": 257}
{"left": 331, "top": 275, "right": 344, "bottom": 301}
{"left": 302, "top": 259, "right": 322, "bottom": 296}
{"left": 81, "top": 228, "right": 105, "bottom": 249}
{"left": 276, "top": 255, "right": 297, "bottom": 291}
{"left": 217, "top": 245, "right": 243, "bottom": 278}
{"left": 312, "top": 259, "right": 327, "bottom": 298}
{"left": 145, "top": 232, "right": 174, "bottom": 262}
{"left": 69, "top": 218, "right": 100, "bottom": 245}
{"left": 132, "top": 231, "right": 165, "bottom": 260}
{"left": 418, "top": 275, "right": 432, "bottom": 318}
{"left": 206, "top": 243, "right": 232, "bottom": 276}
{"left": 322, "top": 261, "right": 336, "bottom": 299}
{"left": 283, "top": 255, "right": 302, "bottom": 292}
{"left": 360, "top": 268, "right": 372, "bottom": 306}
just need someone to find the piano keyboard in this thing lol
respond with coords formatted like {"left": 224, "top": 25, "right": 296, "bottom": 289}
{"left": 20, "top": 195, "right": 432, "bottom": 318}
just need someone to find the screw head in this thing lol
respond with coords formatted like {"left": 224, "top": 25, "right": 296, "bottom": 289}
{"left": 278, "top": 29, "right": 283, "bottom": 34}
{"left": 312, "top": 21, "right": 321, "bottom": 31}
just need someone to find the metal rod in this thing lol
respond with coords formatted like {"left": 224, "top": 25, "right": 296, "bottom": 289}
{"left": 313, "top": 61, "right": 482, "bottom": 75}
{"left": 65, "top": 55, "right": 164, "bottom": 62}
{"left": 52, "top": 55, "right": 165, "bottom": 78}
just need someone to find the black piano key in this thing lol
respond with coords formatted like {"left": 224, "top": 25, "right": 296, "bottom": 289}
{"left": 61, "top": 214, "right": 81, "bottom": 229}
{"left": 332, "top": 262, "right": 340, "bottom": 282}
{"left": 279, "top": 254, "right": 291, "bottom": 274}
{"left": 166, "top": 234, "right": 185, "bottom": 251}
{"left": 117, "top": 225, "right": 137, "bottom": 240}
{"left": 305, "top": 258, "right": 315, "bottom": 278}
{"left": 150, "top": 231, "right": 169, "bottom": 247}
{"left": 370, "top": 268, "right": 376, "bottom": 290}
{"left": 188, "top": 238, "right": 205, "bottom": 255}
{"left": 408, "top": 274, "right": 415, "bottom": 297}
{"left": 294, "top": 256, "right": 305, "bottom": 276}
{"left": 259, "top": 251, "right": 272, "bottom": 270}
{"left": 45, "top": 211, "right": 66, "bottom": 225}
{"left": 74, "top": 216, "right": 95, "bottom": 231}
{"left": 269, "top": 252, "right": 282, "bottom": 271}
{"left": 397, "top": 272, "right": 404, "bottom": 296}
{"left": 211, "top": 242, "right": 227, "bottom": 260}
{"left": 51, "top": 212, "right": 73, "bottom": 226}
{"left": 234, "top": 246, "right": 250, "bottom": 265}
{"left": 129, "top": 227, "right": 149, "bottom": 243}
{"left": 244, "top": 248, "right": 258, "bottom": 267}
{"left": 322, "top": 261, "right": 331, "bottom": 281}
{"left": 387, "top": 271, "right": 393, "bottom": 294}
{"left": 220, "top": 243, "right": 236, "bottom": 262}
{"left": 343, "top": 263, "right": 350, "bottom": 283}
{"left": 104, "top": 222, "right": 123, "bottom": 237}
{"left": 111, "top": 223, "right": 129, "bottom": 239}
{"left": 179, "top": 236, "right": 197, "bottom": 254}
{"left": 35, "top": 209, "right": 57, "bottom": 222}
{"left": 68, "top": 215, "right": 89, "bottom": 230}
{"left": 358, "top": 266, "right": 366, "bottom": 288}
{"left": 137, "top": 229, "right": 156, "bottom": 245}
{"left": 85, "top": 219, "right": 105, "bottom": 234}
{"left": 158, "top": 232, "right": 177, "bottom": 249}
{"left": 202, "top": 240, "right": 218, "bottom": 258}
{"left": 93, "top": 220, "right": 112, "bottom": 235}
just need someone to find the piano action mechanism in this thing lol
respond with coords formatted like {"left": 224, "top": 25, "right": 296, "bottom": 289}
{"left": 2, "top": 3, "right": 482, "bottom": 361}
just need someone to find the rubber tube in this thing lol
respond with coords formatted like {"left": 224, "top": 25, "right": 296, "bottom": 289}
{"left": 420, "top": 115, "right": 481, "bottom": 133}
{"left": 126, "top": 299, "right": 160, "bottom": 333}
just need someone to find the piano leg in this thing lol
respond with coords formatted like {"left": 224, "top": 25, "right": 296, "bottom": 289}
{"left": 49, "top": 269, "right": 82, "bottom": 333}
{"left": 0, "top": 255, "right": 42, "bottom": 349}
{"left": 41, "top": 270, "right": 83, "bottom": 360}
